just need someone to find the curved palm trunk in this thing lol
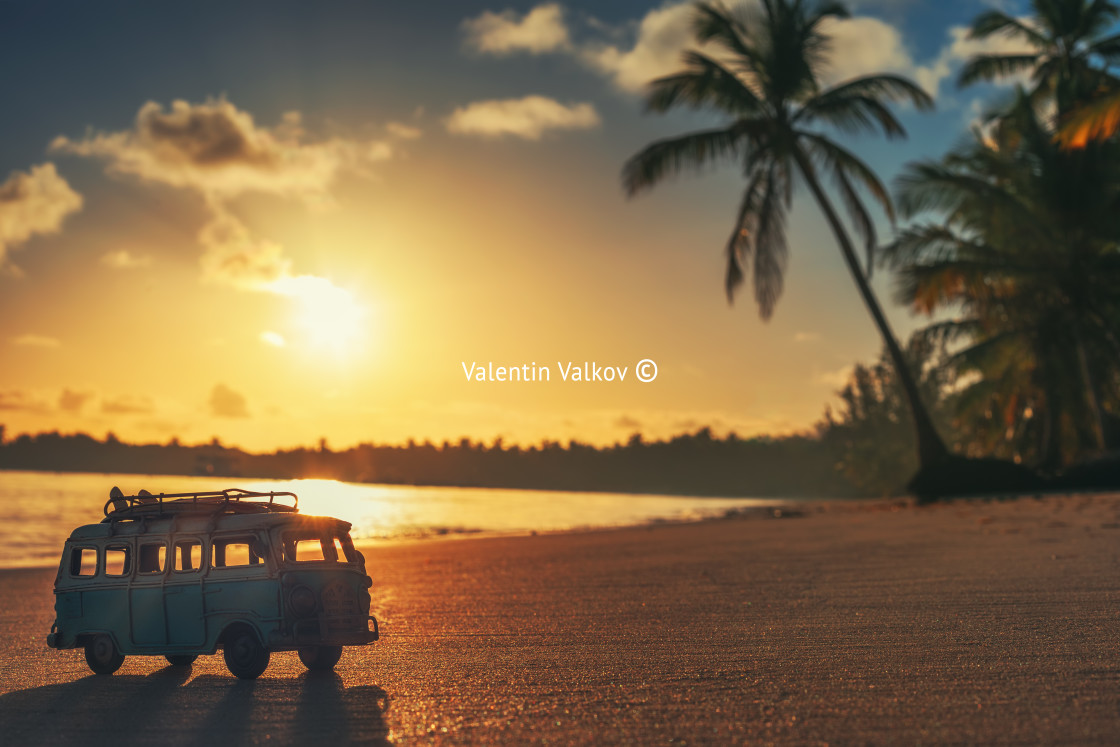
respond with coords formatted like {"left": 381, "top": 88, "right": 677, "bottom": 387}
{"left": 793, "top": 150, "right": 949, "bottom": 467}
{"left": 1072, "top": 328, "right": 1106, "bottom": 453}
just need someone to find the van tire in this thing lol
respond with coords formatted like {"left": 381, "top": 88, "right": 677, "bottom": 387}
{"left": 223, "top": 628, "right": 270, "bottom": 679}
{"left": 85, "top": 635, "right": 125, "bottom": 675}
{"left": 298, "top": 645, "right": 343, "bottom": 671}
{"left": 165, "top": 654, "right": 198, "bottom": 666}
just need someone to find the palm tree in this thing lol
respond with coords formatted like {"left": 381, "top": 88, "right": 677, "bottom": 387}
{"left": 621, "top": 0, "right": 947, "bottom": 468}
{"left": 1058, "top": 88, "right": 1120, "bottom": 145}
{"left": 884, "top": 95, "right": 1120, "bottom": 468}
{"left": 957, "top": 0, "right": 1120, "bottom": 117}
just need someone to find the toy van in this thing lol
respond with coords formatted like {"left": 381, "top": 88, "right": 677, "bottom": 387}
{"left": 46, "top": 487, "right": 379, "bottom": 679}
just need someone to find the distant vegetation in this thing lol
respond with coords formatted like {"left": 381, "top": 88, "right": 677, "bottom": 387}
{"left": 0, "top": 427, "right": 861, "bottom": 498}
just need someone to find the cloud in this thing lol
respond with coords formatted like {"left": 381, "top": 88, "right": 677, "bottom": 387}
{"left": 819, "top": 17, "right": 1037, "bottom": 96}
{"left": 818, "top": 16, "right": 917, "bottom": 86}
{"left": 100, "top": 249, "right": 153, "bottom": 269}
{"left": 386, "top": 122, "right": 422, "bottom": 139}
{"left": 101, "top": 394, "right": 155, "bottom": 415}
{"left": 0, "top": 390, "right": 51, "bottom": 412}
{"left": 614, "top": 415, "right": 643, "bottom": 430}
{"left": 209, "top": 383, "right": 249, "bottom": 418}
{"left": 51, "top": 99, "right": 391, "bottom": 202}
{"left": 53, "top": 98, "right": 381, "bottom": 326}
{"left": 446, "top": 96, "right": 600, "bottom": 139}
{"left": 0, "top": 163, "right": 83, "bottom": 271}
{"left": 11, "top": 333, "right": 61, "bottom": 348}
{"left": 59, "top": 389, "right": 93, "bottom": 413}
{"left": 584, "top": 5, "right": 937, "bottom": 94}
{"left": 197, "top": 207, "right": 291, "bottom": 289}
{"left": 503, "top": 1, "right": 1027, "bottom": 99}
{"left": 581, "top": 2, "right": 697, "bottom": 93}
{"left": 915, "top": 23, "right": 1037, "bottom": 96}
{"left": 462, "top": 3, "right": 570, "bottom": 55}
{"left": 260, "top": 330, "right": 287, "bottom": 347}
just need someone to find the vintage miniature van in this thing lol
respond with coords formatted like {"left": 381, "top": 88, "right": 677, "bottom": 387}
{"left": 46, "top": 487, "right": 379, "bottom": 679}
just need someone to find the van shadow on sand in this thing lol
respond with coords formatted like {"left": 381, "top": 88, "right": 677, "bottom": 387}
{"left": 0, "top": 665, "right": 391, "bottom": 745}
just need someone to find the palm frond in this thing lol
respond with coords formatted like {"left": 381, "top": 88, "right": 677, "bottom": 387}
{"left": 881, "top": 223, "right": 985, "bottom": 270}
{"left": 723, "top": 168, "right": 768, "bottom": 302}
{"left": 894, "top": 161, "right": 1028, "bottom": 221}
{"left": 1077, "top": 0, "right": 1120, "bottom": 40}
{"left": 645, "top": 50, "right": 765, "bottom": 116}
{"left": 1057, "top": 89, "right": 1120, "bottom": 147}
{"left": 1087, "top": 31, "right": 1120, "bottom": 61}
{"left": 691, "top": 2, "right": 763, "bottom": 72}
{"left": 957, "top": 54, "right": 1040, "bottom": 88}
{"left": 803, "top": 74, "right": 934, "bottom": 127}
{"left": 800, "top": 93, "right": 908, "bottom": 138}
{"left": 621, "top": 126, "right": 747, "bottom": 196}
{"left": 800, "top": 133, "right": 893, "bottom": 220}
{"left": 752, "top": 163, "right": 789, "bottom": 319}
{"left": 967, "top": 10, "right": 1048, "bottom": 47}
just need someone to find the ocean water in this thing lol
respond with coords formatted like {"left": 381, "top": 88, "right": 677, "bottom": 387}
{"left": 0, "top": 470, "right": 792, "bottom": 569}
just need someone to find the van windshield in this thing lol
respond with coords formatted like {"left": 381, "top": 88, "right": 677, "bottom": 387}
{"left": 281, "top": 530, "right": 357, "bottom": 565}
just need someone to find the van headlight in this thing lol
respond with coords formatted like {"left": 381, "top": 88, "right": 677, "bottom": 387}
{"left": 289, "top": 585, "right": 317, "bottom": 618}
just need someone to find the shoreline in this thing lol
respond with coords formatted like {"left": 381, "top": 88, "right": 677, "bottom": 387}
{"left": 0, "top": 499, "right": 817, "bottom": 572}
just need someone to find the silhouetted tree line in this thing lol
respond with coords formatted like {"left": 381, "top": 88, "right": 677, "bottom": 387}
{"left": 0, "top": 427, "right": 862, "bottom": 498}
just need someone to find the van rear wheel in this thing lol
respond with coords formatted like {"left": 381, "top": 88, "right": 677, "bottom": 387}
{"left": 298, "top": 645, "right": 343, "bottom": 671}
{"left": 223, "top": 629, "right": 270, "bottom": 679}
{"left": 165, "top": 654, "right": 198, "bottom": 666}
{"left": 85, "top": 635, "right": 125, "bottom": 675}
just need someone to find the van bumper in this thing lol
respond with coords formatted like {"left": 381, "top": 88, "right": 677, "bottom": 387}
{"left": 274, "top": 615, "right": 379, "bottom": 647}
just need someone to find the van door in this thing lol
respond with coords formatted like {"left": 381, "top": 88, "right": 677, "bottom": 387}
{"left": 130, "top": 540, "right": 168, "bottom": 646}
{"left": 165, "top": 538, "right": 206, "bottom": 647}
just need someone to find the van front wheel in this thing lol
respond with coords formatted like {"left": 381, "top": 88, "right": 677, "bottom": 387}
{"left": 85, "top": 635, "right": 125, "bottom": 675}
{"left": 223, "top": 629, "right": 270, "bottom": 679}
{"left": 298, "top": 645, "right": 343, "bottom": 671}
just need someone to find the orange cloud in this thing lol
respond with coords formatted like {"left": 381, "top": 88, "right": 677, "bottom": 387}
{"left": 446, "top": 96, "right": 600, "bottom": 140}
{"left": 0, "top": 163, "right": 83, "bottom": 271}
{"left": 209, "top": 383, "right": 249, "bottom": 418}
{"left": 51, "top": 98, "right": 391, "bottom": 202}
{"left": 53, "top": 98, "right": 381, "bottom": 320}
{"left": 101, "top": 394, "right": 156, "bottom": 415}
{"left": 100, "top": 249, "right": 153, "bottom": 269}
{"left": 10, "top": 333, "right": 61, "bottom": 348}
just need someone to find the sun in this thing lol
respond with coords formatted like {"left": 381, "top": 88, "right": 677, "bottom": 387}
{"left": 268, "top": 274, "right": 368, "bottom": 353}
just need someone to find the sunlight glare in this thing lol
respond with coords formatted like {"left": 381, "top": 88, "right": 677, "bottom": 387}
{"left": 267, "top": 274, "right": 368, "bottom": 354}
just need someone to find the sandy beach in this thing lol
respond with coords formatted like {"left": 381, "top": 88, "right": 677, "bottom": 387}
{"left": 2, "top": 494, "right": 1120, "bottom": 744}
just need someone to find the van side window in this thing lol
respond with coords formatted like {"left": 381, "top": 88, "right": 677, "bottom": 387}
{"left": 213, "top": 537, "right": 264, "bottom": 568}
{"left": 138, "top": 543, "right": 166, "bottom": 574}
{"left": 174, "top": 540, "right": 202, "bottom": 572}
{"left": 292, "top": 538, "right": 329, "bottom": 562}
{"left": 105, "top": 545, "right": 131, "bottom": 577}
{"left": 70, "top": 546, "right": 97, "bottom": 577}
{"left": 283, "top": 532, "right": 357, "bottom": 563}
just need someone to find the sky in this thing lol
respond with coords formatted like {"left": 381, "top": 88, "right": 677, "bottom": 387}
{"left": 0, "top": 0, "right": 1041, "bottom": 452}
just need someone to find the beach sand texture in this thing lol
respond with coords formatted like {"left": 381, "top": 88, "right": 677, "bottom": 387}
{"left": 2, "top": 494, "right": 1119, "bottom": 744}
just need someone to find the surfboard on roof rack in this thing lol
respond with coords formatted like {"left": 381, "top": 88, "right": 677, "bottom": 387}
{"left": 102, "top": 486, "right": 299, "bottom": 521}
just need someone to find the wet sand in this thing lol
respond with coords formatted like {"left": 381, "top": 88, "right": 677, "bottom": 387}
{"left": 2, "top": 494, "right": 1120, "bottom": 744}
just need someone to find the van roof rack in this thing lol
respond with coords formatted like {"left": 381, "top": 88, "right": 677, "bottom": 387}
{"left": 102, "top": 486, "right": 299, "bottom": 522}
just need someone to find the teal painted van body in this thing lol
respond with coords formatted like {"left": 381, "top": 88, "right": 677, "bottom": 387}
{"left": 47, "top": 488, "right": 379, "bottom": 678}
